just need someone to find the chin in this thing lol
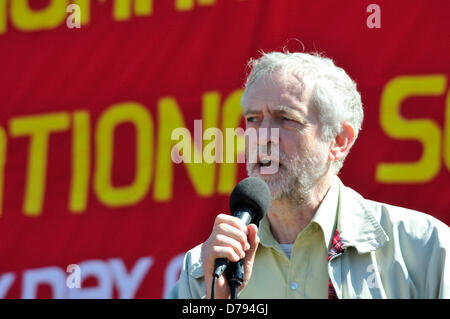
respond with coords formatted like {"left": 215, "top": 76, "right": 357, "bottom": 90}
{"left": 247, "top": 165, "right": 290, "bottom": 199}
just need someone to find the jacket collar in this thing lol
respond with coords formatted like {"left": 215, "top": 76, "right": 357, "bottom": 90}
{"left": 336, "top": 177, "right": 389, "bottom": 254}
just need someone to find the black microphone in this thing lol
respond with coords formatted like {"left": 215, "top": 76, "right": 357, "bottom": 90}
{"left": 212, "top": 177, "right": 271, "bottom": 298}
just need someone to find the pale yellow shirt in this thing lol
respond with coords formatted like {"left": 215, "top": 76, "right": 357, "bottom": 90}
{"left": 238, "top": 177, "right": 340, "bottom": 299}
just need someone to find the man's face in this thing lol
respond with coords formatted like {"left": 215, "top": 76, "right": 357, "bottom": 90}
{"left": 242, "top": 71, "right": 332, "bottom": 203}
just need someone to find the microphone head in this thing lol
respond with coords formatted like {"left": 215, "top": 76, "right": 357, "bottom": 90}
{"left": 229, "top": 177, "right": 271, "bottom": 225}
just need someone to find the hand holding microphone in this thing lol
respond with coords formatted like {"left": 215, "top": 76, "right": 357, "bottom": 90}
{"left": 200, "top": 177, "right": 271, "bottom": 299}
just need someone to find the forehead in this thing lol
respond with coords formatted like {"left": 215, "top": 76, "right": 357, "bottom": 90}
{"left": 241, "top": 71, "right": 310, "bottom": 113}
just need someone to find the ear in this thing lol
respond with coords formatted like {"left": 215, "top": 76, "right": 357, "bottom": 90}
{"left": 328, "top": 122, "right": 355, "bottom": 162}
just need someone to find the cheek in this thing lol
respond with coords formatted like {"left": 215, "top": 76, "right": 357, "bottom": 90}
{"left": 313, "top": 139, "right": 332, "bottom": 162}
{"left": 244, "top": 129, "right": 258, "bottom": 157}
{"left": 281, "top": 129, "right": 307, "bottom": 147}
{"left": 281, "top": 130, "right": 326, "bottom": 161}
{"left": 278, "top": 131, "right": 299, "bottom": 159}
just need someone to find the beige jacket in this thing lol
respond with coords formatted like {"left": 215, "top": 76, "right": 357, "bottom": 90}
{"left": 168, "top": 178, "right": 450, "bottom": 298}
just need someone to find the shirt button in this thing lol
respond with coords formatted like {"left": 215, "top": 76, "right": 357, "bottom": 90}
{"left": 290, "top": 282, "right": 298, "bottom": 290}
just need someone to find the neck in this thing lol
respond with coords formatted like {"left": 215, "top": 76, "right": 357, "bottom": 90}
{"left": 267, "top": 173, "right": 334, "bottom": 244}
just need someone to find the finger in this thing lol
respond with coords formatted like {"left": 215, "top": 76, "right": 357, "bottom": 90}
{"left": 207, "top": 273, "right": 230, "bottom": 299}
{"left": 215, "top": 234, "right": 246, "bottom": 259}
{"left": 242, "top": 224, "right": 260, "bottom": 283}
{"left": 211, "top": 245, "right": 241, "bottom": 262}
{"left": 214, "top": 214, "right": 248, "bottom": 234}
{"left": 247, "top": 224, "right": 260, "bottom": 249}
{"left": 215, "top": 223, "right": 249, "bottom": 251}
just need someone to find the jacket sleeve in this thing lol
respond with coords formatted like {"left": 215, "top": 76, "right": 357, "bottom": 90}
{"left": 375, "top": 203, "right": 450, "bottom": 299}
{"left": 425, "top": 218, "right": 450, "bottom": 298}
{"left": 395, "top": 210, "right": 450, "bottom": 299}
{"left": 165, "top": 244, "right": 207, "bottom": 299}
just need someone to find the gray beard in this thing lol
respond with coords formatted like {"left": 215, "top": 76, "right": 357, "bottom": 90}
{"left": 246, "top": 143, "right": 330, "bottom": 207}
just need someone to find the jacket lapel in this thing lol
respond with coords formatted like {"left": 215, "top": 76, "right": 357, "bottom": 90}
{"left": 336, "top": 178, "right": 389, "bottom": 253}
{"left": 328, "top": 178, "right": 390, "bottom": 298}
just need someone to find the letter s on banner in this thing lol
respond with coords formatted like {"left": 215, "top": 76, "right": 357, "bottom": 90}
{"left": 376, "top": 75, "right": 447, "bottom": 183}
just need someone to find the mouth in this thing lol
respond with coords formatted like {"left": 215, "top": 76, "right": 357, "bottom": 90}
{"left": 256, "top": 157, "right": 282, "bottom": 172}
{"left": 259, "top": 158, "right": 272, "bottom": 167}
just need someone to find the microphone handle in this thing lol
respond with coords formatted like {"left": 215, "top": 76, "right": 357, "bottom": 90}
{"left": 226, "top": 259, "right": 244, "bottom": 299}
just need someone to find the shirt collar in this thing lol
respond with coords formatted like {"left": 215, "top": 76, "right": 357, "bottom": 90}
{"left": 258, "top": 176, "right": 340, "bottom": 250}
{"left": 311, "top": 175, "right": 340, "bottom": 250}
{"left": 258, "top": 211, "right": 276, "bottom": 248}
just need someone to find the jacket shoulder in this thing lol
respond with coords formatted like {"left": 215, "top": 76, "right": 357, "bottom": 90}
{"left": 340, "top": 184, "right": 449, "bottom": 297}
{"left": 166, "top": 244, "right": 206, "bottom": 299}
{"left": 362, "top": 197, "right": 449, "bottom": 245}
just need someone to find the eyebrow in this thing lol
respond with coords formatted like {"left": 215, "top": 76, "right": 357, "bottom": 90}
{"left": 274, "top": 105, "right": 305, "bottom": 117}
{"left": 244, "top": 105, "right": 306, "bottom": 118}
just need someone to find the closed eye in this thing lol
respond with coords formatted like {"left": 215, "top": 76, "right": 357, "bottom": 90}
{"left": 280, "top": 116, "right": 305, "bottom": 128}
{"left": 280, "top": 116, "right": 298, "bottom": 124}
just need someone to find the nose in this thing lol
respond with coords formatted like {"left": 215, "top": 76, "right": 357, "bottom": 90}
{"left": 257, "top": 118, "right": 279, "bottom": 146}
{"left": 245, "top": 128, "right": 279, "bottom": 163}
{"left": 245, "top": 117, "right": 280, "bottom": 164}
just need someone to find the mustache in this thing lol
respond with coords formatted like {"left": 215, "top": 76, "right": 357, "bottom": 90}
{"left": 246, "top": 144, "right": 285, "bottom": 164}
{"left": 246, "top": 149, "right": 289, "bottom": 176}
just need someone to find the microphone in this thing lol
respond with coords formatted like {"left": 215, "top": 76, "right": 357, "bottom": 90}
{"left": 212, "top": 177, "right": 271, "bottom": 298}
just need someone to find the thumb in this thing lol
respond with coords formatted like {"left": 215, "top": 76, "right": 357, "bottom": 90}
{"left": 242, "top": 223, "right": 260, "bottom": 286}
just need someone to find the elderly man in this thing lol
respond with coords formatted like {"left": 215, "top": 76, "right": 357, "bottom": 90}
{"left": 168, "top": 51, "right": 449, "bottom": 299}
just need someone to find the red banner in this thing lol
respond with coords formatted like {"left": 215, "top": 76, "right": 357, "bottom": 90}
{"left": 0, "top": 0, "right": 449, "bottom": 298}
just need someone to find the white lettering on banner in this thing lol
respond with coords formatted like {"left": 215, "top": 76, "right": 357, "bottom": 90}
{"left": 0, "top": 273, "right": 15, "bottom": 298}
{"left": 163, "top": 253, "right": 185, "bottom": 298}
{"left": 68, "top": 259, "right": 112, "bottom": 299}
{"left": 0, "top": 256, "right": 154, "bottom": 298}
{"left": 22, "top": 266, "right": 67, "bottom": 299}
{"left": 109, "top": 257, "right": 153, "bottom": 299}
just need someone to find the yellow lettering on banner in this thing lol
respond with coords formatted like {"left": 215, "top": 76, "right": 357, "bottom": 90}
{"left": 171, "top": 128, "right": 192, "bottom": 163}
{"left": 175, "top": 0, "right": 215, "bottom": 11}
{"left": 73, "top": 0, "right": 90, "bottom": 25}
{"left": 444, "top": 90, "right": 450, "bottom": 172}
{"left": 154, "top": 92, "right": 219, "bottom": 201}
{"left": 376, "top": 75, "right": 446, "bottom": 183}
{"left": 10, "top": 113, "right": 70, "bottom": 216}
{"left": 202, "top": 92, "right": 221, "bottom": 164}
{"left": 10, "top": 0, "right": 68, "bottom": 31}
{"left": 112, "top": 0, "right": 153, "bottom": 21}
{"left": 94, "top": 103, "right": 153, "bottom": 207}
{"left": 0, "top": 126, "right": 6, "bottom": 216}
{"left": 35, "top": 0, "right": 155, "bottom": 26}
{"left": 113, "top": 0, "right": 132, "bottom": 20}
{"left": 0, "top": 0, "right": 6, "bottom": 34}
{"left": 69, "top": 111, "right": 90, "bottom": 213}
{"left": 134, "top": 0, "right": 153, "bottom": 16}
{"left": 217, "top": 89, "right": 245, "bottom": 194}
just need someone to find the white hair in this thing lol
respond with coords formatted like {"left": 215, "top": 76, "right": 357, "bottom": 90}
{"left": 244, "top": 50, "right": 364, "bottom": 174}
